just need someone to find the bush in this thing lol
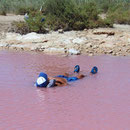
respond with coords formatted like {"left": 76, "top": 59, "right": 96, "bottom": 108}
{"left": 10, "top": 21, "right": 30, "bottom": 35}
{"left": 0, "top": 0, "right": 8, "bottom": 15}
{"left": 25, "top": 11, "right": 48, "bottom": 33}
{"left": 107, "top": 3, "right": 130, "bottom": 24}
{"left": 8, "top": 0, "right": 130, "bottom": 34}
{"left": 10, "top": 0, "right": 115, "bottom": 34}
{"left": 16, "top": 7, "right": 37, "bottom": 15}
{"left": 0, "top": 10, "right": 6, "bottom": 15}
{"left": 10, "top": 11, "right": 48, "bottom": 34}
{"left": 43, "top": 0, "right": 107, "bottom": 30}
{"left": 73, "top": 21, "right": 86, "bottom": 30}
{"left": 45, "top": 14, "right": 68, "bottom": 31}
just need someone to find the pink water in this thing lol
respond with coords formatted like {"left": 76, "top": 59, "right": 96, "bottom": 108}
{"left": 0, "top": 50, "right": 130, "bottom": 130}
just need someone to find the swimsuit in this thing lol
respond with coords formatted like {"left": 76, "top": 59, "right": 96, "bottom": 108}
{"left": 56, "top": 75, "right": 78, "bottom": 82}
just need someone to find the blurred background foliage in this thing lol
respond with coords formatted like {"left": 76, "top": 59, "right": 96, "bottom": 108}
{"left": 1, "top": 0, "right": 129, "bottom": 33}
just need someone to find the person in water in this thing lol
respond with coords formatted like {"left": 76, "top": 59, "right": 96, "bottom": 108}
{"left": 35, "top": 65, "right": 98, "bottom": 88}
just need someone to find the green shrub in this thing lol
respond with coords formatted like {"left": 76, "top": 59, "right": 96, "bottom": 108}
{"left": 16, "top": 7, "right": 37, "bottom": 15}
{"left": 43, "top": 0, "right": 106, "bottom": 30}
{"left": 5, "top": 0, "right": 130, "bottom": 34}
{"left": 43, "top": 0, "right": 78, "bottom": 30}
{"left": 0, "top": 10, "right": 6, "bottom": 15}
{"left": 0, "top": 0, "right": 8, "bottom": 15}
{"left": 108, "top": 11, "right": 130, "bottom": 24}
{"left": 45, "top": 14, "right": 68, "bottom": 31}
{"left": 10, "top": 21, "right": 30, "bottom": 35}
{"left": 25, "top": 11, "right": 48, "bottom": 33}
{"left": 72, "top": 21, "right": 86, "bottom": 30}
{"left": 107, "top": 3, "right": 130, "bottom": 24}
{"left": 10, "top": 11, "right": 48, "bottom": 34}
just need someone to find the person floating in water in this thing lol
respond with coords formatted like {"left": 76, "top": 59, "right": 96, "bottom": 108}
{"left": 35, "top": 65, "right": 98, "bottom": 88}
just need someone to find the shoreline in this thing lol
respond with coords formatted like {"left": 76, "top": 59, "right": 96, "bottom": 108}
{"left": 0, "top": 15, "right": 130, "bottom": 56}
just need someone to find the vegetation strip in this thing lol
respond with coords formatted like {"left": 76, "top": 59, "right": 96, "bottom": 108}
{"left": 0, "top": 0, "right": 130, "bottom": 34}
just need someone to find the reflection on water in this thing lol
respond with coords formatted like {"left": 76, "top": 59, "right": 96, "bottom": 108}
{"left": 0, "top": 50, "right": 130, "bottom": 130}
{"left": 36, "top": 88, "right": 45, "bottom": 102}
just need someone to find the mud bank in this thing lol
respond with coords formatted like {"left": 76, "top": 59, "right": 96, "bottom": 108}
{"left": 0, "top": 15, "right": 130, "bottom": 56}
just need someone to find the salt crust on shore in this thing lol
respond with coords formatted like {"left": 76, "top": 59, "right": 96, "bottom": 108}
{"left": 0, "top": 27, "right": 130, "bottom": 56}
{"left": 0, "top": 29, "right": 130, "bottom": 56}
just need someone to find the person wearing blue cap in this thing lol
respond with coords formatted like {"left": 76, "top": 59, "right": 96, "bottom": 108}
{"left": 35, "top": 65, "right": 98, "bottom": 88}
{"left": 36, "top": 72, "right": 49, "bottom": 87}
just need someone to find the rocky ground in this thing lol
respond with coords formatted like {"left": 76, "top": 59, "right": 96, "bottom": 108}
{"left": 0, "top": 14, "right": 130, "bottom": 56}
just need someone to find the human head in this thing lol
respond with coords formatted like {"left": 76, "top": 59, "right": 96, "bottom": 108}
{"left": 74, "top": 65, "right": 80, "bottom": 73}
{"left": 36, "top": 72, "right": 49, "bottom": 87}
{"left": 91, "top": 66, "right": 98, "bottom": 74}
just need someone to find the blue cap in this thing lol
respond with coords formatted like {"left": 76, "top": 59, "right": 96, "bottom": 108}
{"left": 36, "top": 72, "right": 49, "bottom": 87}
{"left": 74, "top": 65, "right": 80, "bottom": 73}
{"left": 91, "top": 66, "right": 98, "bottom": 74}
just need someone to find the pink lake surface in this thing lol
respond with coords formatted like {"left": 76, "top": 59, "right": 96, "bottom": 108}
{"left": 0, "top": 50, "right": 130, "bottom": 130}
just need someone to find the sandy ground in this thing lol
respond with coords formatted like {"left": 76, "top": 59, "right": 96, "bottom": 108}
{"left": 0, "top": 14, "right": 130, "bottom": 56}
{"left": 0, "top": 14, "right": 24, "bottom": 32}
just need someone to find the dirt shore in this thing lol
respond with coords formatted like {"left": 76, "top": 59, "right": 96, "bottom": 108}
{"left": 0, "top": 14, "right": 130, "bottom": 56}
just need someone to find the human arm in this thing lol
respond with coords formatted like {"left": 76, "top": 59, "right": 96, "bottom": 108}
{"left": 49, "top": 77, "right": 67, "bottom": 87}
